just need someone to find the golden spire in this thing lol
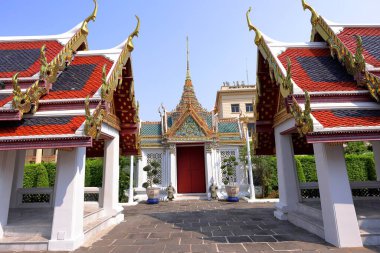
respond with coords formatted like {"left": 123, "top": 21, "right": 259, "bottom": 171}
{"left": 186, "top": 36, "right": 191, "bottom": 80}
{"left": 246, "top": 7, "right": 263, "bottom": 46}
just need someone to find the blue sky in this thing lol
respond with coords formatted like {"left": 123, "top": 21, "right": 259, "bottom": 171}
{"left": 1, "top": 0, "right": 379, "bottom": 120}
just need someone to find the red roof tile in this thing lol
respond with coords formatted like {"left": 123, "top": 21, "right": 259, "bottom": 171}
{"left": 0, "top": 94, "right": 13, "bottom": 107}
{"left": 0, "top": 40, "right": 63, "bottom": 78}
{"left": 337, "top": 27, "right": 380, "bottom": 68}
{"left": 0, "top": 116, "right": 85, "bottom": 137}
{"left": 312, "top": 110, "right": 380, "bottom": 128}
{"left": 42, "top": 55, "right": 113, "bottom": 100}
{"left": 278, "top": 48, "right": 363, "bottom": 92}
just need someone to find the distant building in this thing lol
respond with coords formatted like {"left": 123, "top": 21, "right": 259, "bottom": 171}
{"left": 214, "top": 82, "right": 256, "bottom": 136}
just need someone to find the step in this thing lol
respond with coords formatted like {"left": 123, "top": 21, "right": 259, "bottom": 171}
{"left": 83, "top": 210, "right": 124, "bottom": 245}
{"left": 287, "top": 210, "right": 324, "bottom": 239}
{"left": 0, "top": 235, "right": 48, "bottom": 252}
{"left": 4, "top": 225, "right": 50, "bottom": 238}
{"left": 361, "top": 227, "right": 380, "bottom": 245}
{"left": 174, "top": 193, "right": 208, "bottom": 201}
{"left": 296, "top": 203, "right": 323, "bottom": 220}
{"left": 358, "top": 218, "right": 380, "bottom": 229}
{"left": 84, "top": 208, "right": 106, "bottom": 226}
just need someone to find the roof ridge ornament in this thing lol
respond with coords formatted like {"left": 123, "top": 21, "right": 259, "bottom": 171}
{"left": 127, "top": 15, "right": 140, "bottom": 52}
{"left": 84, "top": 95, "right": 106, "bottom": 140}
{"left": 186, "top": 36, "right": 191, "bottom": 80}
{"left": 246, "top": 7, "right": 262, "bottom": 46}
{"left": 301, "top": 0, "right": 319, "bottom": 26}
{"left": 81, "top": 0, "right": 98, "bottom": 34}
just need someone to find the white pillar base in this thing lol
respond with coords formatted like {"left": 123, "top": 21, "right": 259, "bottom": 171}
{"left": 274, "top": 119, "right": 300, "bottom": 220}
{"left": 50, "top": 147, "right": 86, "bottom": 251}
{"left": 314, "top": 143, "right": 362, "bottom": 248}
{"left": 48, "top": 234, "right": 84, "bottom": 252}
{"left": 0, "top": 150, "right": 17, "bottom": 238}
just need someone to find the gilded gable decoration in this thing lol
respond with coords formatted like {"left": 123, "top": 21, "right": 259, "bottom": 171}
{"left": 289, "top": 91, "right": 313, "bottom": 136}
{"left": 84, "top": 96, "right": 106, "bottom": 140}
{"left": 175, "top": 116, "right": 205, "bottom": 137}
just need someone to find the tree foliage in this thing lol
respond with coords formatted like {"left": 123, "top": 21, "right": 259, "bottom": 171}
{"left": 142, "top": 160, "right": 160, "bottom": 188}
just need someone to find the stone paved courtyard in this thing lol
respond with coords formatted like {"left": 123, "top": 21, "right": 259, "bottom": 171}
{"left": 70, "top": 200, "right": 380, "bottom": 253}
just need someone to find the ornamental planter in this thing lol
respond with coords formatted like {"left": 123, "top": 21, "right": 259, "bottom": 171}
{"left": 225, "top": 185, "right": 240, "bottom": 202}
{"left": 146, "top": 187, "right": 160, "bottom": 204}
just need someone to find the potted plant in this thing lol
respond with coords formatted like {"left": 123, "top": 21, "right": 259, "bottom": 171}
{"left": 142, "top": 161, "right": 160, "bottom": 204}
{"left": 221, "top": 155, "right": 240, "bottom": 202}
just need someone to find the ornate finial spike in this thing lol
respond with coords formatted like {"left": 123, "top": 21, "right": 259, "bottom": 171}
{"left": 127, "top": 15, "right": 140, "bottom": 52}
{"left": 81, "top": 0, "right": 98, "bottom": 33}
{"left": 246, "top": 7, "right": 263, "bottom": 46}
{"left": 301, "top": 0, "right": 319, "bottom": 25}
{"left": 186, "top": 36, "right": 191, "bottom": 80}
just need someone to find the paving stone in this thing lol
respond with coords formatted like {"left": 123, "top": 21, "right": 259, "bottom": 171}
{"left": 217, "top": 243, "right": 247, "bottom": 252}
{"left": 112, "top": 238, "right": 136, "bottom": 245}
{"left": 249, "top": 235, "right": 277, "bottom": 242}
{"left": 268, "top": 241, "right": 303, "bottom": 251}
{"left": 212, "top": 230, "right": 233, "bottom": 237}
{"left": 163, "top": 244, "right": 190, "bottom": 253}
{"left": 191, "top": 243, "right": 218, "bottom": 252}
{"left": 133, "top": 238, "right": 159, "bottom": 245}
{"left": 111, "top": 245, "right": 140, "bottom": 253}
{"left": 242, "top": 242, "right": 273, "bottom": 252}
{"left": 138, "top": 245, "right": 165, "bottom": 253}
{"left": 226, "top": 236, "right": 253, "bottom": 243}
{"left": 148, "top": 232, "right": 170, "bottom": 239}
{"left": 125, "top": 233, "right": 150, "bottom": 239}
{"left": 203, "top": 236, "right": 228, "bottom": 244}
{"left": 180, "top": 237, "right": 203, "bottom": 245}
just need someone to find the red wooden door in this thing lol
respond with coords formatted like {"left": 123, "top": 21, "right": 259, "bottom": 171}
{"left": 177, "top": 146, "right": 206, "bottom": 193}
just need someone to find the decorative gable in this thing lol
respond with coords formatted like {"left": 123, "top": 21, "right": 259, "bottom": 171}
{"left": 175, "top": 116, "right": 205, "bottom": 137}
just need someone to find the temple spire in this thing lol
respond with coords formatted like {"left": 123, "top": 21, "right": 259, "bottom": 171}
{"left": 186, "top": 36, "right": 191, "bottom": 80}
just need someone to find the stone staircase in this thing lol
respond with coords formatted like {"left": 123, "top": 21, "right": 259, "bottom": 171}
{"left": 287, "top": 202, "right": 380, "bottom": 246}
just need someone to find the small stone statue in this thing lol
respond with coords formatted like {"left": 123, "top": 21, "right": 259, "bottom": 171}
{"left": 210, "top": 183, "right": 218, "bottom": 200}
{"left": 166, "top": 183, "right": 175, "bottom": 201}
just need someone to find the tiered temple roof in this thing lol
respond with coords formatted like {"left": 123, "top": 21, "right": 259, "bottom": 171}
{"left": 140, "top": 38, "right": 243, "bottom": 146}
{"left": 247, "top": 1, "right": 380, "bottom": 155}
{"left": 0, "top": 2, "right": 140, "bottom": 156}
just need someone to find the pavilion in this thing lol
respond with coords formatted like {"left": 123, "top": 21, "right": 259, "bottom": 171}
{"left": 247, "top": 0, "right": 380, "bottom": 248}
{"left": 137, "top": 39, "right": 247, "bottom": 200}
{"left": 0, "top": 1, "right": 140, "bottom": 251}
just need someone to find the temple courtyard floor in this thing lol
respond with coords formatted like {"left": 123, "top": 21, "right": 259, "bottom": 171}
{"left": 5, "top": 200, "right": 380, "bottom": 252}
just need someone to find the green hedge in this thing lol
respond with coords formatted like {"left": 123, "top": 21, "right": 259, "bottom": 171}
{"left": 24, "top": 156, "right": 131, "bottom": 202}
{"left": 23, "top": 164, "right": 49, "bottom": 188}
{"left": 254, "top": 153, "right": 377, "bottom": 192}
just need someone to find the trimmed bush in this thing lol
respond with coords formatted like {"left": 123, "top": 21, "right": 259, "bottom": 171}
{"left": 295, "top": 156, "right": 317, "bottom": 182}
{"left": 42, "top": 162, "right": 56, "bottom": 187}
{"left": 86, "top": 159, "right": 103, "bottom": 187}
{"left": 23, "top": 163, "right": 49, "bottom": 188}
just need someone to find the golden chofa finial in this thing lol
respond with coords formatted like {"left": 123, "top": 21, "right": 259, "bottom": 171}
{"left": 127, "top": 15, "right": 140, "bottom": 52}
{"left": 81, "top": 0, "right": 98, "bottom": 33}
{"left": 301, "top": 0, "right": 319, "bottom": 26}
{"left": 246, "top": 7, "right": 262, "bottom": 46}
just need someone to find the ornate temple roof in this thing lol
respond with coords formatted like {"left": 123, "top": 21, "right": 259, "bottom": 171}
{"left": 140, "top": 38, "right": 243, "bottom": 146}
{"left": 0, "top": 1, "right": 140, "bottom": 156}
{"left": 246, "top": 2, "right": 380, "bottom": 154}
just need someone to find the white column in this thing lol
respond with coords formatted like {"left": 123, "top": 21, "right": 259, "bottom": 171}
{"left": 313, "top": 143, "right": 362, "bottom": 248}
{"left": 10, "top": 150, "right": 26, "bottom": 208}
{"left": 371, "top": 141, "right": 380, "bottom": 180}
{"left": 0, "top": 150, "right": 16, "bottom": 238}
{"left": 169, "top": 145, "right": 177, "bottom": 189}
{"left": 274, "top": 119, "right": 299, "bottom": 220}
{"left": 102, "top": 135, "right": 123, "bottom": 215}
{"left": 35, "top": 149, "right": 43, "bottom": 163}
{"left": 246, "top": 129, "right": 255, "bottom": 201}
{"left": 205, "top": 146, "right": 213, "bottom": 194}
{"left": 49, "top": 147, "right": 86, "bottom": 251}
{"left": 127, "top": 156, "right": 137, "bottom": 205}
